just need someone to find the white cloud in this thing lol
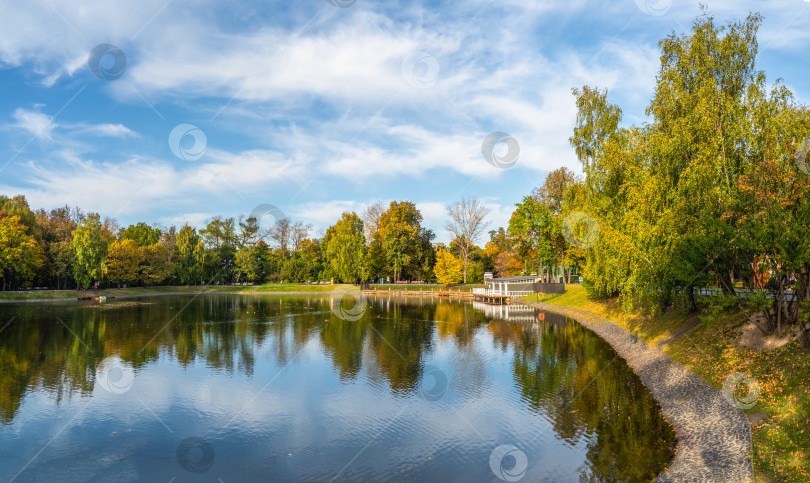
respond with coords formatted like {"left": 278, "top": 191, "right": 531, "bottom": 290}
{"left": 158, "top": 212, "right": 219, "bottom": 229}
{"left": 292, "top": 200, "right": 365, "bottom": 226}
{"left": 0, "top": 148, "right": 305, "bottom": 219}
{"left": 74, "top": 123, "right": 137, "bottom": 138}
{"left": 8, "top": 108, "right": 138, "bottom": 144}
{"left": 104, "top": 11, "right": 460, "bottom": 109}
{"left": 11, "top": 108, "right": 56, "bottom": 140}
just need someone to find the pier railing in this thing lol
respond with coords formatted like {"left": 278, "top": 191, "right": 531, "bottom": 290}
{"left": 472, "top": 288, "right": 533, "bottom": 297}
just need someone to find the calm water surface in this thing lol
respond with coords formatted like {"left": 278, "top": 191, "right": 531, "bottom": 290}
{"left": 0, "top": 294, "right": 675, "bottom": 482}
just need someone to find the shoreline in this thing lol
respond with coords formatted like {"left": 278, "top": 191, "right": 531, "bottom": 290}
{"left": 0, "top": 287, "right": 479, "bottom": 304}
{"left": 521, "top": 300, "right": 754, "bottom": 482}
{"left": 0, "top": 290, "right": 347, "bottom": 303}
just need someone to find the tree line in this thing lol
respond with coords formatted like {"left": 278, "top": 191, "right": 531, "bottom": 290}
{"left": 0, "top": 194, "right": 515, "bottom": 289}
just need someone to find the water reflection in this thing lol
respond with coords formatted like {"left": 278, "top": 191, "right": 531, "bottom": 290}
{"left": 0, "top": 295, "right": 674, "bottom": 481}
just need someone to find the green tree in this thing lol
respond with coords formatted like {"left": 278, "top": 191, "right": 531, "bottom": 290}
{"left": 324, "top": 212, "right": 366, "bottom": 283}
{"left": 238, "top": 216, "right": 261, "bottom": 247}
{"left": 200, "top": 217, "right": 238, "bottom": 283}
{"left": 140, "top": 242, "right": 174, "bottom": 286}
{"left": 200, "top": 217, "right": 237, "bottom": 249}
{"left": 376, "top": 201, "right": 434, "bottom": 281}
{"left": 35, "top": 206, "right": 80, "bottom": 289}
{"left": 121, "top": 222, "right": 161, "bottom": 247}
{"left": 567, "top": 11, "right": 810, "bottom": 320}
{"left": 508, "top": 196, "right": 558, "bottom": 280}
{"left": 235, "top": 240, "right": 274, "bottom": 283}
{"left": 70, "top": 214, "right": 108, "bottom": 289}
{"left": 235, "top": 247, "right": 255, "bottom": 283}
{"left": 281, "top": 255, "right": 313, "bottom": 283}
{"left": 533, "top": 167, "right": 580, "bottom": 215}
{"left": 175, "top": 225, "right": 203, "bottom": 285}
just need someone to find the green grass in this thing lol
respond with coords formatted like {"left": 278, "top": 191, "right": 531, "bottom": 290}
{"left": 0, "top": 283, "right": 356, "bottom": 300}
{"left": 530, "top": 285, "right": 810, "bottom": 482}
{"left": 524, "top": 286, "right": 694, "bottom": 346}
{"left": 0, "top": 289, "right": 86, "bottom": 300}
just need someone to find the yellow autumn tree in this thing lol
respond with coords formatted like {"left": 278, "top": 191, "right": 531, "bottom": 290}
{"left": 433, "top": 248, "right": 462, "bottom": 284}
{"left": 105, "top": 239, "right": 140, "bottom": 287}
{"left": 0, "top": 213, "right": 44, "bottom": 290}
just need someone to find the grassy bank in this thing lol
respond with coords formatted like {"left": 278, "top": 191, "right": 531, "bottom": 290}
{"left": 529, "top": 286, "right": 810, "bottom": 482}
{"left": 0, "top": 283, "right": 486, "bottom": 301}
{"left": 0, "top": 284, "right": 355, "bottom": 300}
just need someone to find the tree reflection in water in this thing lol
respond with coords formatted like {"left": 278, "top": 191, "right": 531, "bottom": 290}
{"left": 0, "top": 295, "right": 674, "bottom": 480}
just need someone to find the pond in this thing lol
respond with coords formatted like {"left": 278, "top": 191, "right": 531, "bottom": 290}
{"left": 0, "top": 294, "right": 675, "bottom": 482}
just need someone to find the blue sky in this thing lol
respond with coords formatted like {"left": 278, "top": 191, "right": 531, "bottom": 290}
{"left": 1, "top": 0, "right": 808, "bottom": 243}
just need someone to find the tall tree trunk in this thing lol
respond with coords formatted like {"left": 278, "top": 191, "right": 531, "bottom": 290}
{"left": 687, "top": 284, "right": 697, "bottom": 312}
{"left": 800, "top": 263, "right": 810, "bottom": 302}
{"left": 777, "top": 288, "right": 782, "bottom": 335}
{"left": 463, "top": 251, "right": 468, "bottom": 284}
{"left": 718, "top": 269, "right": 737, "bottom": 296}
